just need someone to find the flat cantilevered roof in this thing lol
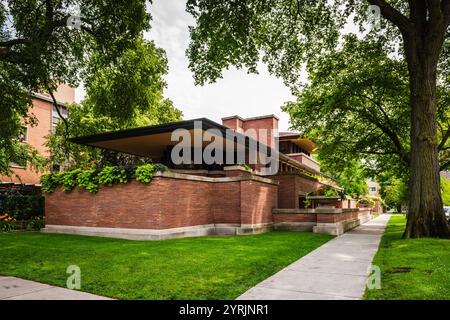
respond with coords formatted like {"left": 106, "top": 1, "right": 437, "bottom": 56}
{"left": 69, "top": 117, "right": 341, "bottom": 183}
{"left": 69, "top": 118, "right": 260, "bottom": 160}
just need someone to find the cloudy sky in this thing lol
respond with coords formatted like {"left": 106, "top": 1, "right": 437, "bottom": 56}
{"left": 76, "top": 1, "right": 360, "bottom": 131}
{"left": 147, "top": 0, "right": 298, "bottom": 131}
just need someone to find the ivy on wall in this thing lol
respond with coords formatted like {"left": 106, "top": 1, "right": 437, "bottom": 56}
{"left": 41, "top": 164, "right": 167, "bottom": 193}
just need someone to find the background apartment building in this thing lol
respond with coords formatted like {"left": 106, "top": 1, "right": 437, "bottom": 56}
{"left": 0, "top": 85, "right": 75, "bottom": 185}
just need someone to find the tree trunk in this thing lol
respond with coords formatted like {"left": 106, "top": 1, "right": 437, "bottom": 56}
{"left": 403, "top": 48, "right": 450, "bottom": 238}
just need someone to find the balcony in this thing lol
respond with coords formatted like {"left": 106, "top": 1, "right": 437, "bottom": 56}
{"left": 285, "top": 153, "right": 320, "bottom": 172}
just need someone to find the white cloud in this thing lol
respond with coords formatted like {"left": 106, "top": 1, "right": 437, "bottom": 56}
{"left": 146, "top": 0, "right": 295, "bottom": 131}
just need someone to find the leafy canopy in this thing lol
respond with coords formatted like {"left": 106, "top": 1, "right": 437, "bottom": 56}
{"left": 0, "top": 0, "right": 151, "bottom": 176}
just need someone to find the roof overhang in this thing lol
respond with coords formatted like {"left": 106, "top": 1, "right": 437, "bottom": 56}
{"left": 279, "top": 134, "right": 317, "bottom": 153}
{"left": 69, "top": 118, "right": 267, "bottom": 161}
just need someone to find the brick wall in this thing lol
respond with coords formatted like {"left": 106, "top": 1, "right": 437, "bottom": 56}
{"left": 273, "top": 213, "right": 317, "bottom": 223}
{"left": 46, "top": 174, "right": 278, "bottom": 230}
{"left": 240, "top": 180, "right": 278, "bottom": 225}
{"left": 316, "top": 208, "right": 371, "bottom": 224}
{"left": 271, "top": 174, "right": 323, "bottom": 209}
{"left": 222, "top": 115, "right": 278, "bottom": 149}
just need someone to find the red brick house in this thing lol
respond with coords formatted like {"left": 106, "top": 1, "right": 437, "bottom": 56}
{"left": 0, "top": 85, "right": 75, "bottom": 186}
{"left": 44, "top": 114, "right": 373, "bottom": 239}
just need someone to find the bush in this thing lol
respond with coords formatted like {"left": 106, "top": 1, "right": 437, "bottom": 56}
{"left": 135, "top": 164, "right": 156, "bottom": 183}
{"left": 27, "top": 216, "right": 45, "bottom": 231}
{"left": 0, "top": 194, "right": 45, "bottom": 221}
{"left": 0, "top": 213, "right": 17, "bottom": 232}
{"left": 358, "top": 196, "right": 377, "bottom": 207}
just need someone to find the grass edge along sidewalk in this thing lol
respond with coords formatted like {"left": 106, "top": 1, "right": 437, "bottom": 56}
{"left": 365, "top": 215, "right": 450, "bottom": 300}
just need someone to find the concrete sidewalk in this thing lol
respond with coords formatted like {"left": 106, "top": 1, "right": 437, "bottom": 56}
{"left": 238, "top": 214, "right": 391, "bottom": 300}
{"left": 0, "top": 276, "right": 112, "bottom": 300}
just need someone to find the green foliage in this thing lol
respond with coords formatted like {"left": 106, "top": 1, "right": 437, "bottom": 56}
{"left": 0, "top": 220, "right": 17, "bottom": 232}
{"left": 441, "top": 176, "right": 450, "bottom": 206}
{"left": 358, "top": 196, "right": 377, "bottom": 208}
{"left": 76, "top": 169, "right": 100, "bottom": 193}
{"left": 239, "top": 163, "right": 252, "bottom": 171}
{"left": 55, "top": 169, "right": 83, "bottom": 192}
{"left": 40, "top": 174, "right": 57, "bottom": 193}
{"left": 84, "top": 38, "right": 170, "bottom": 123}
{"left": 97, "top": 166, "right": 129, "bottom": 186}
{"left": 307, "top": 186, "right": 340, "bottom": 197}
{"left": 320, "top": 160, "right": 368, "bottom": 198}
{"left": 27, "top": 216, "right": 45, "bottom": 231}
{"left": 303, "top": 198, "right": 311, "bottom": 208}
{"left": 0, "top": 195, "right": 45, "bottom": 221}
{"left": 0, "top": 0, "right": 151, "bottom": 177}
{"left": 283, "top": 36, "right": 411, "bottom": 179}
{"left": 323, "top": 188, "right": 340, "bottom": 197}
{"left": 135, "top": 164, "right": 156, "bottom": 184}
{"left": 381, "top": 178, "right": 408, "bottom": 210}
{"left": 41, "top": 164, "right": 167, "bottom": 193}
{"left": 46, "top": 39, "right": 183, "bottom": 170}
{"left": 365, "top": 215, "right": 450, "bottom": 300}
{"left": 0, "top": 213, "right": 17, "bottom": 232}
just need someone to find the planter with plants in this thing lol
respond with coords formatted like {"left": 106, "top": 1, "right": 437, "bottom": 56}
{"left": 41, "top": 163, "right": 168, "bottom": 194}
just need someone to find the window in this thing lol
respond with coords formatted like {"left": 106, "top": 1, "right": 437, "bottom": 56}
{"left": 52, "top": 164, "right": 62, "bottom": 173}
{"left": 18, "top": 126, "right": 28, "bottom": 142}
{"left": 52, "top": 105, "right": 68, "bottom": 133}
{"left": 369, "top": 186, "right": 377, "bottom": 192}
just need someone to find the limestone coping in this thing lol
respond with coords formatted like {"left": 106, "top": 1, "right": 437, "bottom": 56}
{"left": 272, "top": 208, "right": 364, "bottom": 214}
{"left": 223, "top": 165, "right": 252, "bottom": 172}
{"left": 154, "top": 171, "right": 279, "bottom": 186}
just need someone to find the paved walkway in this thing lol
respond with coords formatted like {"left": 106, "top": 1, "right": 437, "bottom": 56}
{"left": 238, "top": 214, "right": 391, "bottom": 300}
{"left": 0, "top": 277, "right": 112, "bottom": 300}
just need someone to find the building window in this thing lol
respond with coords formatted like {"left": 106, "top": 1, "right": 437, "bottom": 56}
{"left": 52, "top": 164, "right": 62, "bottom": 173}
{"left": 18, "top": 126, "right": 28, "bottom": 142}
{"left": 52, "top": 105, "right": 68, "bottom": 133}
{"left": 369, "top": 186, "right": 377, "bottom": 192}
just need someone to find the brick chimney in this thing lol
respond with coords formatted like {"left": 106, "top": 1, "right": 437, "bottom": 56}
{"left": 222, "top": 114, "right": 279, "bottom": 149}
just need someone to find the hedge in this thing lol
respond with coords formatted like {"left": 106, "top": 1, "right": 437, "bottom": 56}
{"left": 0, "top": 194, "right": 45, "bottom": 220}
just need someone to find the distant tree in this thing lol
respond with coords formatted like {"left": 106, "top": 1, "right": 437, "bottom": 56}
{"left": 320, "top": 159, "right": 369, "bottom": 198}
{"left": 381, "top": 178, "right": 409, "bottom": 213}
{"left": 0, "top": 0, "right": 150, "bottom": 176}
{"left": 441, "top": 176, "right": 450, "bottom": 206}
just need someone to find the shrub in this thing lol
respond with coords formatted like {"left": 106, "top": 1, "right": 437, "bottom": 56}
{"left": 358, "top": 196, "right": 377, "bottom": 207}
{"left": 0, "top": 213, "right": 17, "bottom": 232}
{"left": 77, "top": 169, "right": 100, "bottom": 193}
{"left": 135, "top": 164, "right": 156, "bottom": 183}
{"left": 27, "top": 216, "right": 45, "bottom": 231}
{"left": 323, "top": 188, "right": 340, "bottom": 196}
{"left": 41, "top": 164, "right": 167, "bottom": 193}
{"left": 0, "top": 195, "right": 45, "bottom": 221}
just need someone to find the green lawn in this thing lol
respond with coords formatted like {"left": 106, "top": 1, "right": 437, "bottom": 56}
{"left": 365, "top": 215, "right": 450, "bottom": 300}
{"left": 0, "top": 231, "right": 331, "bottom": 300}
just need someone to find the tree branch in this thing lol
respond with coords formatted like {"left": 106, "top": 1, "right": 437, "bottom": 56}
{"left": 0, "top": 38, "right": 32, "bottom": 47}
{"left": 439, "top": 126, "right": 450, "bottom": 150}
{"left": 351, "top": 92, "right": 410, "bottom": 165}
{"left": 440, "top": 158, "right": 450, "bottom": 170}
{"left": 367, "top": 0, "right": 412, "bottom": 36}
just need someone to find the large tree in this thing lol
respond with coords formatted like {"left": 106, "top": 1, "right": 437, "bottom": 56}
{"left": 282, "top": 36, "right": 413, "bottom": 179}
{"left": 186, "top": 0, "right": 450, "bottom": 238}
{"left": 0, "top": 0, "right": 150, "bottom": 176}
{"left": 47, "top": 38, "right": 183, "bottom": 169}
